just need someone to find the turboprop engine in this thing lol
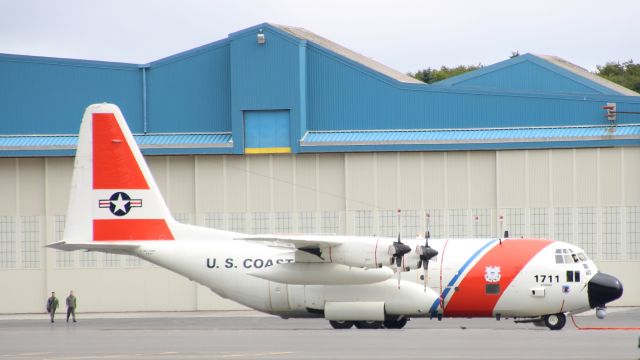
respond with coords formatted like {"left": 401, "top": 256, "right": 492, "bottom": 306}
{"left": 322, "top": 237, "right": 397, "bottom": 269}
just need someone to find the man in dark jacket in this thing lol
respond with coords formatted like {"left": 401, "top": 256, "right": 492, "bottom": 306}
{"left": 66, "top": 290, "right": 77, "bottom": 323}
{"left": 46, "top": 292, "right": 59, "bottom": 323}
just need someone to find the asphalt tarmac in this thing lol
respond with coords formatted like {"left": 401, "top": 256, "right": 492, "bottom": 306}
{"left": 0, "top": 309, "right": 638, "bottom": 360}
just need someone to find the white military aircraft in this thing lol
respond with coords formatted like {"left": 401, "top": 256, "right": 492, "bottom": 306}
{"left": 48, "top": 103, "right": 623, "bottom": 330}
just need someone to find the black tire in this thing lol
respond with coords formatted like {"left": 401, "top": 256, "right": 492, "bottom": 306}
{"left": 329, "top": 320, "right": 354, "bottom": 329}
{"left": 383, "top": 316, "right": 408, "bottom": 329}
{"left": 543, "top": 313, "right": 566, "bottom": 330}
{"left": 354, "top": 320, "right": 383, "bottom": 329}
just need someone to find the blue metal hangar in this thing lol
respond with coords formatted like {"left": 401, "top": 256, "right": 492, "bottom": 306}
{"left": 0, "top": 23, "right": 639, "bottom": 314}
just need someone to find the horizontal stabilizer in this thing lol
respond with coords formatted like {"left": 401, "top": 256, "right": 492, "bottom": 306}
{"left": 46, "top": 241, "right": 139, "bottom": 254}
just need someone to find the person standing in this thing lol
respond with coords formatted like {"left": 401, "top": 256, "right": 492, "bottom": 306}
{"left": 66, "top": 290, "right": 77, "bottom": 323}
{"left": 46, "top": 292, "right": 59, "bottom": 323}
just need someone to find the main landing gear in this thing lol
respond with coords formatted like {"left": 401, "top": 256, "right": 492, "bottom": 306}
{"left": 329, "top": 316, "right": 408, "bottom": 330}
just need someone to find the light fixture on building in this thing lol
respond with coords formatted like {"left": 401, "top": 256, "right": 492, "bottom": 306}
{"left": 257, "top": 30, "right": 266, "bottom": 45}
{"left": 603, "top": 103, "right": 616, "bottom": 122}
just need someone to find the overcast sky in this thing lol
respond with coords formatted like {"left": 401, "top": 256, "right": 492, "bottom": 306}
{"left": 1, "top": 0, "right": 638, "bottom": 73}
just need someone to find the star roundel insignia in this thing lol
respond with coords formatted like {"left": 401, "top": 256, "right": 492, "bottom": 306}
{"left": 98, "top": 192, "right": 143, "bottom": 217}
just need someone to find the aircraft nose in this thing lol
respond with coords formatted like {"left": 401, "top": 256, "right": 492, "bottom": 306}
{"left": 587, "top": 272, "right": 623, "bottom": 308}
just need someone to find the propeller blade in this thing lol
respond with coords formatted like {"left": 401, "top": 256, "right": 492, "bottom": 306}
{"left": 423, "top": 268, "right": 428, "bottom": 291}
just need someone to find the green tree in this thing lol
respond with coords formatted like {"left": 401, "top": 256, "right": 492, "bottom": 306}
{"left": 409, "top": 64, "right": 483, "bottom": 84}
{"left": 596, "top": 60, "right": 640, "bottom": 93}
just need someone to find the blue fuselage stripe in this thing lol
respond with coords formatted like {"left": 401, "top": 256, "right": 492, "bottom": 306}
{"left": 429, "top": 238, "right": 498, "bottom": 313}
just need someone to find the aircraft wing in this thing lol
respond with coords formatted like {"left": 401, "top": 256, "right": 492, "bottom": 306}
{"left": 46, "top": 241, "right": 140, "bottom": 254}
{"left": 238, "top": 235, "right": 343, "bottom": 250}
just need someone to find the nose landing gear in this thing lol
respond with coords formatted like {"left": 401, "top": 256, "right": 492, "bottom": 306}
{"left": 542, "top": 313, "right": 567, "bottom": 330}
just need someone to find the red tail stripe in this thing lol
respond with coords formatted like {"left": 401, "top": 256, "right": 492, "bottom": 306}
{"left": 93, "top": 219, "right": 174, "bottom": 241}
{"left": 92, "top": 113, "right": 149, "bottom": 190}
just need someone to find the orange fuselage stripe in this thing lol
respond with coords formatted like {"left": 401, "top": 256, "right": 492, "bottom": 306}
{"left": 444, "top": 239, "right": 552, "bottom": 317}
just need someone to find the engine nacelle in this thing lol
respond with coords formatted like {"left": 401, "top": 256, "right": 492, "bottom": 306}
{"left": 400, "top": 247, "right": 423, "bottom": 271}
{"left": 323, "top": 237, "right": 395, "bottom": 268}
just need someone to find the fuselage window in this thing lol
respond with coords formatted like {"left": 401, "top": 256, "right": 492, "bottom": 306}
{"left": 566, "top": 270, "right": 581, "bottom": 282}
{"left": 486, "top": 284, "right": 500, "bottom": 294}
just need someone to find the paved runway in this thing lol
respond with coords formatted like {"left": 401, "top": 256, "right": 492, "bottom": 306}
{"left": 0, "top": 309, "right": 638, "bottom": 360}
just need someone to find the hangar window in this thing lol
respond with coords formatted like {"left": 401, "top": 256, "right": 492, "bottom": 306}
{"left": 79, "top": 252, "right": 97, "bottom": 268}
{"left": 530, "top": 208, "right": 548, "bottom": 238}
{"left": 401, "top": 210, "right": 420, "bottom": 238}
{"left": 54, "top": 215, "right": 74, "bottom": 268}
{"left": 553, "top": 208, "right": 573, "bottom": 243}
{"left": 628, "top": 207, "right": 640, "bottom": 260}
{"left": 125, "top": 255, "right": 143, "bottom": 267}
{"left": 354, "top": 210, "right": 373, "bottom": 236}
{"left": 229, "top": 213, "right": 247, "bottom": 233}
{"left": 21, "top": 216, "right": 40, "bottom": 269}
{"left": 504, "top": 208, "right": 526, "bottom": 238}
{"left": 275, "top": 212, "right": 292, "bottom": 233}
{"left": 576, "top": 208, "right": 597, "bottom": 259}
{"left": 252, "top": 212, "right": 270, "bottom": 234}
{"left": 425, "top": 209, "right": 445, "bottom": 238}
{"left": 204, "top": 212, "right": 224, "bottom": 230}
{"left": 378, "top": 210, "right": 397, "bottom": 237}
{"left": 103, "top": 253, "right": 121, "bottom": 268}
{"left": 472, "top": 209, "right": 491, "bottom": 238}
{"left": 601, "top": 207, "right": 620, "bottom": 260}
{"left": 298, "top": 212, "right": 316, "bottom": 233}
{"left": 321, "top": 211, "right": 340, "bottom": 234}
{"left": 449, "top": 209, "right": 467, "bottom": 238}
{"left": 0, "top": 216, "right": 16, "bottom": 269}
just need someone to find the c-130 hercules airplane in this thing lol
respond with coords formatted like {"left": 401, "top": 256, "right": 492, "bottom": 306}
{"left": 48, "top": 103, "right": 623, "bottom": 330}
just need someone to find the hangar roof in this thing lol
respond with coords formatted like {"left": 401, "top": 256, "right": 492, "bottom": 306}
{"left": 434, "top": 53, "right": 639, "bottom": 96}
{"left": 0, "top": 23, "right": 639, "bottom": 157}
{"left": 271, "top": 23, "right": 422, "bottom": 84}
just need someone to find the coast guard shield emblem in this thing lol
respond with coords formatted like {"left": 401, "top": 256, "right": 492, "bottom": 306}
{"left": 484, "top": 266, "right": 501, "bottom": 283}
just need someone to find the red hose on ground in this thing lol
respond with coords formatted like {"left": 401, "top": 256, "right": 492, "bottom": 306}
{"left": 570, "top": 314, "right": 640, "bottom": 330}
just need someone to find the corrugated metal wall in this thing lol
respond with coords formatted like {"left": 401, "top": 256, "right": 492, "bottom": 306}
{"left": 229, "top": 27, "right": 304, "bottom": 152}
{"left": 2, "top": 24, "right": 639, "bottom": 151}
{"left": 0, "top": 56, "right": 142, "bottom": 134}
{"left": 305, "top": 44, "right": 640, "bottom": 130}
{"left": 147, "top": 44, "right": 232, "bottom": 133}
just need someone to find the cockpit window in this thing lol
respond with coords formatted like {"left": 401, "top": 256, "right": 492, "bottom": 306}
{"left": 555, "top": 249, "right": 588, "bottom": 264}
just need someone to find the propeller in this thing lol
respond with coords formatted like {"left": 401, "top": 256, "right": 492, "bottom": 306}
{"left": 416, "top": 234, "right": 438, "bottom": 291}
{"left": 416, "top": 213, "right": 438, "bottom": 291}
{"left": 390, "top": 235, "right": 411, "bottom": 289}
{"left": 389, "top": 209, "right": 411, "bottom": 289}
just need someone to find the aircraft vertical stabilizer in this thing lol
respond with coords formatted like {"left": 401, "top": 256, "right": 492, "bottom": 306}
{"left": 62, "top": 103, "right": 175, "bottom": 244}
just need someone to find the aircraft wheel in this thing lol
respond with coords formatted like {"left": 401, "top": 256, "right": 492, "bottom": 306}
{"left": 354, "top": 320, "right": 383, "bottom": 329}
{"left": 383, "top": 316, "right": 408, "bottom": 329}
{"left": 543, "top": 313, "right": 566, "bottom": 330}
{"left": 329, "top": 320, "right": 354, "bottom": 329}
